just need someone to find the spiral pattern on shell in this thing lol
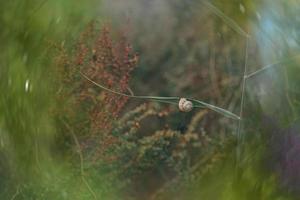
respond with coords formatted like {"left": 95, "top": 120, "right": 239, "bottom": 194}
{"left": 178, "top": 98, "right": 193, "bottom": 112}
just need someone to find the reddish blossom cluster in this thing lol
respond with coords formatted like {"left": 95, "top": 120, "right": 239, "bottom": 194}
{"left": 74, "top": 23, "right": 138, "bottom": 134}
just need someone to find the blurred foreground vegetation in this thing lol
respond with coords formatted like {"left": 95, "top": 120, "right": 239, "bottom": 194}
{"left": 1, "top": 0, "right": 300, "bottom": 199}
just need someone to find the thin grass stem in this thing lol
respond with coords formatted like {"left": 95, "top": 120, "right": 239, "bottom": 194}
{"left": 236, "top": 36, "right": 249, "bottom": 164}
{"left": 80, "top": 71, "right": 240, "bottom": 120}
{"left": 200, "top": 0, "right": 250, "bottom": 38}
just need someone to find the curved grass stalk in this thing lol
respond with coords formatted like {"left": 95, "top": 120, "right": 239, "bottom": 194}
{"left": 200, "top": 0, "right": 250, "bottom": 38}
{"left": 80, "top": 72, "right": 240, "bottom": 121}
{"left": 62, "top": 120, "right": 98, "bottom": 200}
{"left": 190, "top": 98, "right": 240, "bottom": 120}
{"left": 245, "top": 54, "right": 300, "bottom": 79}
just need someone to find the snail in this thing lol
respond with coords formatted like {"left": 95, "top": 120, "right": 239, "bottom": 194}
{"left": 178, "top": 98, "right": 193, "bottom": 112}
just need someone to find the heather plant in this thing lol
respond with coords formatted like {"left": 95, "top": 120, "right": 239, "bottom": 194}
{"left": 54, "top": 20, "right": 243, "bottom": 199}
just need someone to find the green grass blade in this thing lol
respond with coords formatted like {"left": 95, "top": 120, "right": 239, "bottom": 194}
{"left": 80, "top": 72, "right": 240, "bottom": 120}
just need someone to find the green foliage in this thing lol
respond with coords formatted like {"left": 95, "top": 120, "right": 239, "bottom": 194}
{"left": 2, "top": 0, "right": 300, "bottom": 199}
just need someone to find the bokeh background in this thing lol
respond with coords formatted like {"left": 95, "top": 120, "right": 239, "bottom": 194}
{"left": 1, "top": 0, "right": 300, "bottom": 199}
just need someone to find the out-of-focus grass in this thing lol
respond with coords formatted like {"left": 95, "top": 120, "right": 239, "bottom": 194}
{"left": 0, "top": 1, "right": 120, "bottom": 199}
{"left": 1, "top": 0, "right": 300, "bottom": 199}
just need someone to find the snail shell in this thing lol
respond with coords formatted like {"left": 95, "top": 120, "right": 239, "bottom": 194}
{"left": 178, "top": 98, "right": 193, "bottom": 112}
